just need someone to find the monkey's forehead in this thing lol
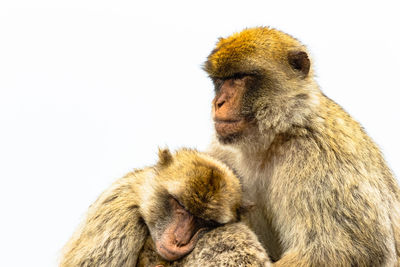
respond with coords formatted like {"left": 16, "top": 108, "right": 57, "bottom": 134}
{"left": 204, "top": 27, "right": 305, "bottom": 77}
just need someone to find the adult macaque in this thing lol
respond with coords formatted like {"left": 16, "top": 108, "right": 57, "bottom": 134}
{"left": 204, "top": 27, "right": 400, "bottom": 266}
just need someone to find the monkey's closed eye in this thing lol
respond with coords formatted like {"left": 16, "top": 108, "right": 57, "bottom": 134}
{"left": 170, "top": 197, "right": 187, "bottom": 212}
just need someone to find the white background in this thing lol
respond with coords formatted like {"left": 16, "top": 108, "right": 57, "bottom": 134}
{"left": 0, "top": 1, "right": 399, "bottom": 266}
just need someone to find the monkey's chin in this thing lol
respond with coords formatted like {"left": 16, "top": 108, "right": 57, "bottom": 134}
{"left": 216, "top": 132, "right": 244, "bottom": 144}
{"left": 214, "top": 119, "right": 246, "bottom": 144}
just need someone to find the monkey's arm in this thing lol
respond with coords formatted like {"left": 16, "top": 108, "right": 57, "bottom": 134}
{"left": 60, "top": 171, "right": 149, "bottom": 267}
{"left": 183, "top": 222, "right": 272, "bottom": 266}
{"left": 271, "top": 138, "right": 396, "bottom": 266}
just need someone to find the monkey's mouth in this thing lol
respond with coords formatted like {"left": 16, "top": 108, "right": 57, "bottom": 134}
{"left": 156, "top": 227, "right": 208, "bottom": 261}
{"left": 214, "top": 118, "right": 246, "bottom": 137}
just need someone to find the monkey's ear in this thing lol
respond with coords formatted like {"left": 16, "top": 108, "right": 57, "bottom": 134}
{"left": 238, "top": 199, "right": 255, "bottom": 217}
{"left": 157, "top": 148, "right": 173, "bottom": 167}
{"left": 288, "top": 50, "right": 310, "bottom": 77}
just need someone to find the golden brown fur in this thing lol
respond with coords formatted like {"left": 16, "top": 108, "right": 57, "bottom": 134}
{"left": 205, "top": 27, "right": 400, "bottom": 266}
{"left": 60, "top": 148, "right": 271, "bottom": 266}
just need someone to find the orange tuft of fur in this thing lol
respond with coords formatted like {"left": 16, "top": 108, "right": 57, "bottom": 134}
{"left": 204, "top": 27, "right": 309, "bottom": 79}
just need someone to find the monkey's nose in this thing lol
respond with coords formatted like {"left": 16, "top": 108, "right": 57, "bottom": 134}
{"left": 216, "top": 99, "right": 225, "bottom": 109}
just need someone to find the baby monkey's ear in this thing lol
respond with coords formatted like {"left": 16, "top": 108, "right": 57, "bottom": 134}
{"left": 238, "top": 199, "right": 255, "bottom": 219}
{"left": 157, "top": 147, "right": 173, "bottom": 167}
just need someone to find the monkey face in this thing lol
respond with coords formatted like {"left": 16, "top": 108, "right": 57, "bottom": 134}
{"left": 205, "top": 27, "right": 312, "bottom": 144}
{"left": 151, "top": 197, "right": 217, "bottom": 261}
{"left": 146, "top": 148, "right": 245, "bottom": 261}
{"left": 211, "top": 74, "right": 258, "bottom": 144}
